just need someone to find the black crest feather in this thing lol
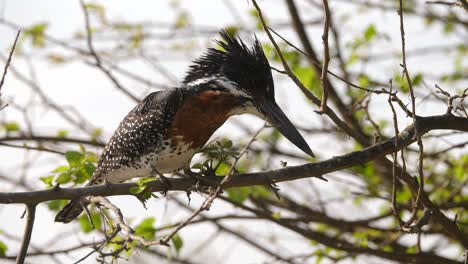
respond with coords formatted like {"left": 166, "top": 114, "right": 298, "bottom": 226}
{"left": 183, "top": 29, "right": 274, "bottom": 98}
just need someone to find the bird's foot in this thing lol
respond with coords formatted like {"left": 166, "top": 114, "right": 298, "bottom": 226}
{"left": 202, "top": 166, "right": 218, "bottom": 181}
{"left": 150, "top": 165, "right": 171, "bottom": 196}
{"left": 158, "top": 174, "right": 171, "bottom": 196}
{"left": 268, "top": 181, "right": 281, "bottom": 200}
{"left": 184, "top": 169, "right": 218, "bottom": 187}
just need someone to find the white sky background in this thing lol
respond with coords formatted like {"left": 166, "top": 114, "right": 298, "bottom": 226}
{"left": 0, "top": 0, "right": 466, "bottom": 263}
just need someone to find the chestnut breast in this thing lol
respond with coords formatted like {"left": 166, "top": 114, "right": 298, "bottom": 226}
{"left": 167, "top": 90, "right": 241, "bottom": 149}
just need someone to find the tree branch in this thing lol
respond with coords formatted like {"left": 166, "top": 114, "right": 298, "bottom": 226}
{"left": 318, "top": 0, "right": 331, "bottom": 113}
{"left": 0, "top": 114, "right": 464, "bottom": 199}
{"left": 221, "top": 196, "right": 462, "bottom": 264}
{"left": 16, "top": 204, "right": 37, "bottom": 264}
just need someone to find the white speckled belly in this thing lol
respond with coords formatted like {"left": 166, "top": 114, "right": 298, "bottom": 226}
{"left": 104, "top": 142, "right": 196, "bottom": 183}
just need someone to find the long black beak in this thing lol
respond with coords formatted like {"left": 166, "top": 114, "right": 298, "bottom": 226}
{"left": 257, "top": 98, "right": 315, "bottom": 157}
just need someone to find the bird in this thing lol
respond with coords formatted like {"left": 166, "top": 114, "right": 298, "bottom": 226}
{"left": 55, "top": 29, "right": 314, "bottom": 223}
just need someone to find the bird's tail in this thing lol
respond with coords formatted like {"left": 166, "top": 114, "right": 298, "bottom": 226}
{"left": 55, "top": 171, "right": 103, "bottom": 223}
{"left": 54, "top": 199, "right": 84, "bottom": 223}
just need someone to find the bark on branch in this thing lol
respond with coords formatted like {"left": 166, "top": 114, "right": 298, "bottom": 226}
{"left": 1, "top": 114, "right": 466, "bottom": 204}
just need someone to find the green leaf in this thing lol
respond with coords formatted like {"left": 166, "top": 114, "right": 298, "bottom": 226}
{"left": 130, "top": 30, "right": 145, "bottom": 49}
{"left": 82, "top": 163, "right": 96, "bottom": 178}
{"left": 136, "top": 177, "right": 156, "bottom": 187}
{"left": 191, "top": 163, "right": 204, "bottom": 170}
{"left": 171, "top": 234, "right": 183, "bottom": 255}
{"left": 294, "top": 66, "right": 320, "bottom": 95}
{"left": 250, "top": 186, "right": 271, "bottom": 199}
{"left": 28, "top": 23, "right": 47, "bottom": 35}
{"left": 222, "top": 139, "right": 233, "bottom": 148}
{"left": 452, "top": 155, "right": 468, "bottom": 181}
{"left": 347, "top": 52, "right": 359, "bottom": 66}
{"left": 227, "top": 187, "right": 250, "bottom": 203}
{"left": 271, "top": 212, "right": 281, "bottom": 220}
{"left": 90, "top": 128, "right": 102, "bottom": 141}
{"left": 412, "top": 73, "right": 423, "bottom": 86}
{"left": 215, "top": 162, "right": 231, "bottom": 175}
{"left": 129, "top": 186, "right": 146, "bottom": 195}
{"left": 52, "top": 165, "right": 69, "bottom": 173}
{"left": 79, "top": 212, "right": 102, "bottom": 233}
{"left": 47, "top": 200, "right": 68, "bottom": 211}
{"left": 394, "top": 74, "right": 409, "bottom": 93}
{"left": 364, "top": 24, "right": 377, "bottom": 42}
{"left": 174, "top": 11, "right": 190, "bottom": 29}
{"left": 56, "top": 129, "right": 69, "bottom": 138}
{"left": 56, "top": 172, "right": 71, "bottom": 184}
{"left": 65, "top": 151, "right": 84, "bottom": 167}
{"left": 0, "top": 241, "right": 7, "bottom": 257}
{"left": 396, "top": 187, "right": 412, "bottom": 203}
{"left": 25, "top": 23, "right": 48, "bottom": 47}
{"left": 134, "top": 217, "right": 157, "bottom": 240}
{"left": 226, "top": 186, "right": 270, "bottom": 204}
{"left": 443, "top": 22, "right": 454, "bottom": 34}
{"left": 39, "top": 175, "right": 55, "bottom": 187}
{"left": 75, "top": 165, "right": 92, "bottom": 183}
{"left": 223, "top": 26, "right": 239, "bottom": 37}
{"left": 85, "top": 152, "right": 99, "bottom": 163}
{"left": 5, "top": 122, "right": 20, "bottom": 132}
{"left": 358, "top": 74, "right": 370, "bottom": 88}
{"left": 406, "top": 245, "right": 418, "bottom": 253}
{"left": 85, "top": 3, "right": 106, "bottom": 22}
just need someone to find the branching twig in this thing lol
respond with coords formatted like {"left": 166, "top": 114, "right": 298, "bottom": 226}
{"left": 436, "top": 85, "right": 468, "bottom": 116}
{"left": 79, "top": 0, "right": 139, "bottom": 102}
{"left": 268, "top": 27, "right": 385, "bottom": 95}
{"left": 86, "top": 196, "right": 163, "bottom": 247}
{"left": 251, "top": 0, "right": 368, "bottom": 145}
{"left": 398, "top": 0, "right": 425, "bottom": 228}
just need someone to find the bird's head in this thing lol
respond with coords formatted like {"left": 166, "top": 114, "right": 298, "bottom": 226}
{"left": 183, "top": 29, "right": 314, "bottom": 157}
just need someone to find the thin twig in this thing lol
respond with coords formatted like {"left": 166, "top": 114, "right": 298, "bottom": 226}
{"left": 268, "top": 27, "right": 382, "bottom": 95}
{"left": 0, "top": 142, "right": 65, "bottom": 155}
{"left": 387, "top": 80, "right": 403, "bottom": 226}
{"left": 78, "top": 0, "right": 139, "bottom": 102}
{"left": 318, "top": 0, "right": 331, "bottom": 113}
{"left": 0, "top": 30, "right": 20, "bottom": 93}
{"left": 398, "top": 0, "right": 425, "bottom": 228}
{"left": 425, "top": 0, "right": 460, "bottom": 7}
{"left": 251, "top": 0, "right": 367, "bottom": 145}
{"left": 173, "top": 198, "right": 293, "bottom": 263}
{"left": 0, "top": 30, "right": 20, "bottom": 111}
{"left": 91, "top": 197, "right": 157, "bottom": 246}
{"left": 16, "top": 203, "right": 37, "bottom": 264}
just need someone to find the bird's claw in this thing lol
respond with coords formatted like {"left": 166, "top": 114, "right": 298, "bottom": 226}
{"left": 158, "top": 175, "right": 171, "bottom": 196}
{"left": 269, "top": 181, "right": 281, "bottom": 200}
{"left": 202, "top": 166, "right": 218, "bottom": 180}
{"left": 184, "top": 169, "right": 218, "bottom": 188}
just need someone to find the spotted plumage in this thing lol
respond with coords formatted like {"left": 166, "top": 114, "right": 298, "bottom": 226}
{"left": 55, "top": 29, "right": 314, "bottom": 223}
{"left": 89, "top": 89, "right": 185, "bottom": 184}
